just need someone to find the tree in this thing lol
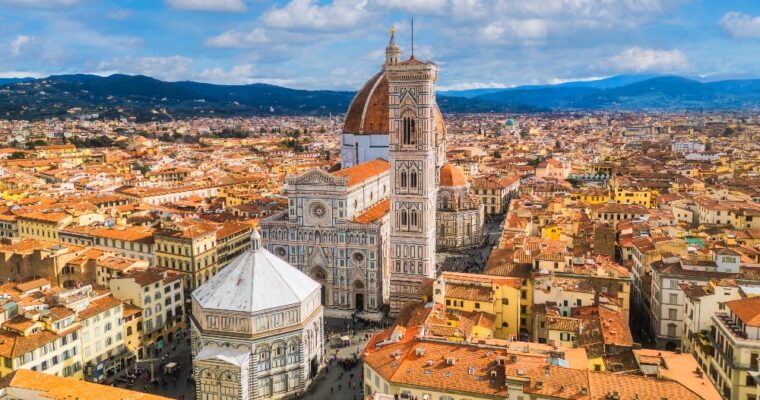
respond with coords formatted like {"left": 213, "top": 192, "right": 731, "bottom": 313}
{"left": 281, "top": 138, "right": 305, "bottom": 152}
{"left": 493, "top": 149, "right": 502, "bottom": 159}
{"left": 9, "top": 151, "right": 26, "bottom": 160}
{"left": 26, "top": 139, "right": 47, "bottom": 150}
{"left": 723, "top": 127, "right": 734, "bottom": 137}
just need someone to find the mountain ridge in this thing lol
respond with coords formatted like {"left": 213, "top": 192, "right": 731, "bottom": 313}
{"left": 0, "top": 74, "right": 533, "bottom": 120}
{"left": 1, "top": 73, "right": 759, "bottom": 120}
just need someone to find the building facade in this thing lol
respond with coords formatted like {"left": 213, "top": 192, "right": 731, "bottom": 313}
{"left": 191, "top": 231, "right": 324, "bottom": 400}
{"left": 261, "top": 161, "right": 390, "bottom": 315}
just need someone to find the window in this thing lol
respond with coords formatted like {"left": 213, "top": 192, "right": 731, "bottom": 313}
{"left": 411, "top": 210, "right": 418, "bottom": 227}
{"left": 410, "top": 171, "right": 417, "bottom": 188}
{"left": 401, "top": 210, "right": 408, "bottom": 226}
{"left": 402, "top": 116, "right": 416, "bottom": 145}
{"left": 502, "top": 298, "right": 509, "bottom": 305}
{"left": 669, "top": 293, "right": 678, "bottom": 304}
{"left": 400, "top": 171, "right": 407, "bottom": 188}
{"left": 667, "top": 323, "right": 677, "bottom": 337}
{"left": 668, "top": 308, "right": 677, "bottom": 320}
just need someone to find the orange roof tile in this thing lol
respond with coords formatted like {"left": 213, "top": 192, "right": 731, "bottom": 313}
{"left": 2, "top": 369, "right": 171, "bottom": 399}
{"left": 440, "top": 163, "right": 467, "bottom": 187}
{"left": 332, "top": 158, "right": 389, "bottom": 187}
{"left": 353, "top": 198, "right": 390, "bottom": 224}
{"left": 726, "top": 296, "right": 760, "bottom": 326}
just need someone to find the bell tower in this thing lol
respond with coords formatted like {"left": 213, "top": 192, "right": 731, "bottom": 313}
{"left": 386, "top": 30, "right": 439, "bottom": 316}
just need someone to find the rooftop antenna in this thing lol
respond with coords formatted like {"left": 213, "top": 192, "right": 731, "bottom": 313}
{"left": 411, "top": 16, "right": 414, "bottom": 58}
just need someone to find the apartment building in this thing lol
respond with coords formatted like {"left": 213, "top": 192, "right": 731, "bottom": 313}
{"left": 709, "top": 296, "right": 760, "bottom": 400}
{"left": 76, "top": 295, "right": 125, "bottom": 382}
{"left": 108, "top": 268, "right": 184, "bottom": 359}
{"left": 471, "top": 175, "right": 520, "bottom": 215}
{"left": 680, "top": 280, "right": 743, "bottom": 371}
{"left": 17, "top": 212, "right": 73, "bottom": 241}
{"left": 430, "top": 272, "right": 522, "bottom": 339}
{"left": 59, "top": 225, "right": 156, "bottom": 264}
{"left": 154, "top": 221, "right": 217, "bottom": 290}
{"left": 0, "top": 310, "right": 83, "bottom": 379}
{"left": 362, "top": 336, "right": 708, "bottom": 400}
{"left": 649, "top": 251, "right": 754, "bottom": 350}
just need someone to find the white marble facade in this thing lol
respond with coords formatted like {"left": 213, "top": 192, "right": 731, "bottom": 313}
{"left": 260, "top": 166, "right": 391, "bottom": 314}
{"left": 191, "top": 232, "right": 324, "bottom": 400}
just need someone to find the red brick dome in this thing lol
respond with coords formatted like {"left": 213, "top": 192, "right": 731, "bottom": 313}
{"left": 440, "top": 163, "right": 467, "bottom": 187}
{"left": 343, "top": 72, "right": 446, "bottom": 139}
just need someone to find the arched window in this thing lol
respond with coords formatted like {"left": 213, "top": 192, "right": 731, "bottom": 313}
{"left": 400, "top": 171, "right": 407, "bottom": 188}
{"left": 401, "top": 210, "right": 408, "bottom": 226}
{"left": 411, "top": 210, "right": 418, "bottom": 227}
{"left": 410, "top": 170, "right": 417, "bottom": 188}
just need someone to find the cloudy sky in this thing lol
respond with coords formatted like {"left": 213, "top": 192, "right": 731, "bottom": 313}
{"left": 1, "top": 0, "right": 759, "bottom": 90}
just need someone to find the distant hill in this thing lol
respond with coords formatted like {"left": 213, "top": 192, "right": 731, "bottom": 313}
{"left": 0, "top": 74, "right": 529, "bottom": 121}
{"left": 0, "top": 77, "right": 34, "bottom": 86}
{"left": 440, "top": 74, "right": 661, "bottom": 98}
{"left": 474, "top": 76, "right": 760, "bottom": 111}
{"left": 1, "top": 73, "right": 759, "bottom": 120}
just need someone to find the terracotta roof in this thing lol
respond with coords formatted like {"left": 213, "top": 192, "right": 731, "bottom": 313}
{"left": 1, "top": 369, "right": 171, "bottom": 399}
{"left": 726, "top": 296, "right": 760, "bottom": 326}
{"left": 445, "top": 283, "right": 493, "bottom": 302}
{"left": 353, "top": 198, "right": 390, "bottom": 224}
{"left": 15, "top": 278, "right": 50, "bottom": 292}
{"left": 332, "top": 158, "right": 389, "bottom": 187}
{"left": 363, "top": 339, "right": 510, "bottom": 397}
{"left": 78, "top": 295, "right": 122, "bottom": 321}
{"left": 440, "top": 163, "right": 467, "bottom": 187}
{"left": 0, "top": 328, "right": 60, "bottom": 358}
{"left": 587, "top": 371, "right": 704, "bottom": 400}
{"left": 17, "top": 211, "right": 70, "bottom": 224}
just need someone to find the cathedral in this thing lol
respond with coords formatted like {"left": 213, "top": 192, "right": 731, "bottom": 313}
{"left": 261, "top": 29, "right": 483, "bottom": 316}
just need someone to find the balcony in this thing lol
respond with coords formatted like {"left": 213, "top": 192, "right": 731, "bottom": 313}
{"left": 715, "top": 312, "right": 748, "bottom": 340}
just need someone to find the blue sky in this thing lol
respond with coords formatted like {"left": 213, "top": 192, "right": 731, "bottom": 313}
{"left": 1, "top": 0, "right": 760, "bottom": 90}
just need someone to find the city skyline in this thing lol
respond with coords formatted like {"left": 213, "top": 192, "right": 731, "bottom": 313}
{"left": 1, "top": 0, "right": 760, "bottom": 91}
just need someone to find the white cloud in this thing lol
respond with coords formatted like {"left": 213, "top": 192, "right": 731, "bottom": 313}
{"left": 106, "top": 9, "right": 134, "bottom": 20}
{"left": 372, "top": 0, "right": 447, "bottom": 15}
{"left": 198, "top": 64, "right": 256, "bottom": 84}
{"left": 480, "top": 19, "right": 548, "bottom": 43}
{"left": 0, "top": 70, "right": 45, "bottom": 79}
{"left": 261, "top": 0, "right": 369, "bottom": 32}
{"left": 205, "top": 28, "right": 269, "bottom": 48}
{"left": 164, "top": 0, "right": 246, "bottom": 12}
{"left": 96, "top": 55, "right": 193, "bottom": 81}
{"left": 609, "top": 47, "right": 688, "bottom": 73}
{"left": 9, "top": 35, "right": 33, "bottom": 56}
{"left": 0, "top": 0, "right": 79, "bottom": 7}
{"left": 719, "top": 12, "right": 760, "bottom": 38}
